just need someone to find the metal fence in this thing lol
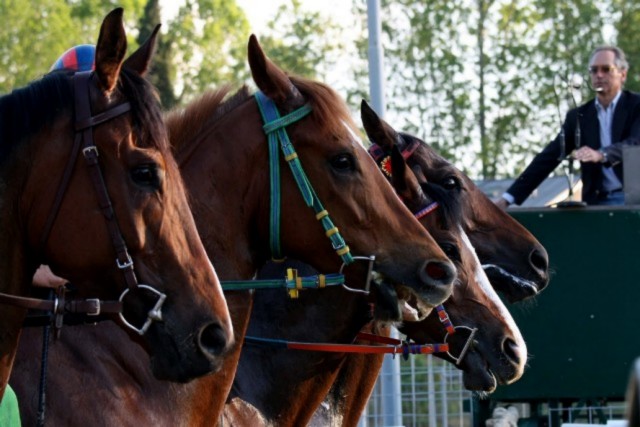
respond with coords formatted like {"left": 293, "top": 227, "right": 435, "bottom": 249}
{"left": 548, "top": 404, "right": 627, "bottom": 426}
{"left": 359, "top": 355, "right": 473, "bottom": 427}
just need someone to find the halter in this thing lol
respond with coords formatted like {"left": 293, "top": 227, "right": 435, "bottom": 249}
{"left": 255, "top": 90, "right": 353, "bottom": 265}
{"left": 243, "top": 191, "right": 476, "bottom": 362}
{"left": 0, "top": 71, "right": 165, "bottom": 336}
{"left": 221, "top": 91, "right": 377, "bottom": 297}
{"left": 368, "top": 140, "right": 479, "bottom": 362}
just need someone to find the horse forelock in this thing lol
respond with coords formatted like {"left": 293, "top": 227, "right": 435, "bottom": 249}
{"left": 290, "top": 76, "right": 359, "bottom": 138}
{"left": 0, "top": 71, "right": 73, "bottom": 167}
{"left": 421, "top": 181, "right": 463, "bottom": 230}
{"left": 118, "top": 69, "right": 169, "bottom": 154}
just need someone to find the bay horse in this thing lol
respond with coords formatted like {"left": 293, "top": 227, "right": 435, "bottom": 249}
{"left": 0, "top": 8, "right": 233, "bottom": 402}
{"left": 10, "top": 35, "right": 456, "bottom": 425}
{"left": 222, "top": 102, "right": 529, "bottom": 426}
{"left": 399, "top": 137, "right": 550, "bottom": 304}
{"left": 308, "top": 102, "right": 537, "bottom": 426}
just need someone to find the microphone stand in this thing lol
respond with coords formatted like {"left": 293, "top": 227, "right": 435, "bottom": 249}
{"left": 556, "top": 75, "right": 587, "bottom": 208}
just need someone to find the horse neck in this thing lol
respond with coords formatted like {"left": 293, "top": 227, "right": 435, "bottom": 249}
{"left": 230, "top": 281, "right": 372, "bottom": 425}
{"left": 310, "top": 323, "right": 388, "bottom": 427}
{"left": 0, "top": 160, "right": 32, "bottom": 402}
{"left": 174, "top": 113, "right": 271, "bottom": 280}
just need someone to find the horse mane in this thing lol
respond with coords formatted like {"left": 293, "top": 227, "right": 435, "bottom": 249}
{"left": 0, "top": 71, "right": 73, "bottom": 166}
{"left": 166, "top": 75, "right": 359, "bottom": 155}
{"left": 118, "top": 68, "right": 169, "bottom": 153}
{"left": 0, "top": 68, "right": 168, "bottom": 167}
{"left": 165, "top": 85, "right": 245, "bottom": 153}
{"left": 290, "top": 76, "right": 360, "bottom": 138}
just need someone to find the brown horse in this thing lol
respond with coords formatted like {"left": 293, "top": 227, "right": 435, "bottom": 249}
{"left": 309, "top": 102, "right": 538, "bottom": 426}
{"left": 222, "top": 102, "right": 530, "bottom": 426}
{"left": 0, "top": 9, "right": 234, "bottom": 401}
{"left": 11, "top": 35, "right": 456, "bottom": 425}
{"left": 398, "top": 135, "right": 550, "bottom": 304}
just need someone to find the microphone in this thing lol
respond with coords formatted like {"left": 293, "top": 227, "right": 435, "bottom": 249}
{"left": 552, "top": 75, "right": 567, "bottom": 160}
{"left": 569, "top": 74, "right": 583, "bottom": 90}
{"left": 554, "top": 73, "right": 587, "bottom": 208}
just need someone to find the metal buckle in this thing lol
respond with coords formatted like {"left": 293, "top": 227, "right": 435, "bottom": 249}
{"left": 86, "top": 298, "right": 101, "bottom": 316}
{"left": 339, "top": 255, "right": 376, "bottom": 295}
{"left": 116, "top": 253, "right": 134, "bottom": 270}
{"left": 118, "top": 284, "right": 167, "bottom": 336}
{"left": 82, "top": 145, "right": 99, "bottom": 158}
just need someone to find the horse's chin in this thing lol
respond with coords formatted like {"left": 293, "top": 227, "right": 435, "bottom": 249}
{"left": 483, "top": 265, "right": 539, "bottom": 303}
{"left": 370, "top": 273, "right": 434, "bottom": 322}
{"left": 394, "top": 284, "right": 434, "bottom": 321}
{"left": 460, "top": 355, "right": 498, "bottom": 392}
{"left": 149, "top": 352, "right": 222, "bottom": 383}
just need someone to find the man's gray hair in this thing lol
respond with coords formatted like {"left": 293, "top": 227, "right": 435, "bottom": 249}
{"left": 590, "top": 45, "right": 629, "bottom": 71}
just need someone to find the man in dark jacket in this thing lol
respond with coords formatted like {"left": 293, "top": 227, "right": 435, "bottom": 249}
{"left": 497, "top": 46, "right": 640, "bottom": 207}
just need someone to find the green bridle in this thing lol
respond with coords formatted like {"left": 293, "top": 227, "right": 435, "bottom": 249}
{"left": 221, "top": 91, "right": 375, "bottom": 298}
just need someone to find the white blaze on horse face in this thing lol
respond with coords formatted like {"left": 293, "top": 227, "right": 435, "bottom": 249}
{"left": 343, "top": 121, "right": 365, "bottom": 147}
{"left": 459, "top": 226, "right": 527, "bottom": 362}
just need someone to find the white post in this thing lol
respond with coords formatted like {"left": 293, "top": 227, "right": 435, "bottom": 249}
{"left": 368, "top": 1, "right": 400, "bottom": 425}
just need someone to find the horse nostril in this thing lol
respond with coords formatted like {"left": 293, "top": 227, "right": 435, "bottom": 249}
{"left": 502, "top": 337, "right": 522, "bottom": 366}
{"left": 422, "top": 260, "right": 455, "bottom": 285}
{"left": 197, "top": 322, "right": 231, "bottom": 358}
{"left": 530, "top": 246, "right": 549, "bottom": 275}
{"left": 426, "top": 262, "right": 446, "bottom": 280}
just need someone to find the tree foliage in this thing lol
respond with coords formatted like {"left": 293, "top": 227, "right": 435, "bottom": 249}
{"left": 257, "top": 0, "right": 347, "bottom": 83}
{"left": 4, "top": 0, "right": 640, "bottom": 180}
{"left": 0, "top": 0, "right": 143, "bottom": 93}
{"left": 347, "top": 0, "right": 618, "bottom": 179}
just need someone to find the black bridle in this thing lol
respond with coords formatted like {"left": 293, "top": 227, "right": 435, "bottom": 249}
{"left": 0, "top": 71, "right": 166, "bottom": 337}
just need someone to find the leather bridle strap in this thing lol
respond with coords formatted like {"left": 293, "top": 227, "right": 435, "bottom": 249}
{"left": 244, "top": 335, "right": 449, "bottom": 357}
{"left": 0, "top": 292, "right": 121, "bottom": 316}
{"left": 72, "top": 71, "right": 138, "bottom": 289}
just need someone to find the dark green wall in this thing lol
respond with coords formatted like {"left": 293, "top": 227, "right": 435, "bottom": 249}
{"left": 492, "top": 207, "right": 640, "bottom": 401}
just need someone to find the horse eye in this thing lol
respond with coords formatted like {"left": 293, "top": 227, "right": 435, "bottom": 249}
{"left": 330, "top": 153, "right": 356, "bottom": 172}
{"left": 440, "top": 242, "right": 461, "bottom": 263}
{"left": 441, "top": 176, "right": 460, "bottom": 190}
{"left": 131, "top": 164, "right": 161, "bottom": 189}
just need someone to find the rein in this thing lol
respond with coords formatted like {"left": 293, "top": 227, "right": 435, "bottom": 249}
{"left": 244, "top": 334, "right": 449, "bottom": 359}
{"left": 0, "top": 71, "right": 165, "bottom": 337}
{"left": 243, "top": 305, "right": 476, "bottom": 362}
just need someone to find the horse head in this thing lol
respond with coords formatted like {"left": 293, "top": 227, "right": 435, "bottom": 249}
{"left": 392, "top": 124, "right": 550, "bottom": 302}
{"left": 361, "top": 100, "right": 526, "bottom": 391}
{"left": 0, "top": 9, "right": 233, "bottom": 396}
{"left": 245, "top": 35, "right": 457, "bottom": 320}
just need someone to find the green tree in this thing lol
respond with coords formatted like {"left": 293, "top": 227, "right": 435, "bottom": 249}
{"left": 0, "top": 0, "right": 145, "bottom": 94}
{"left": 258, "top": 0, "right": 347, "bottom": 83}
{"left": 610, "top": 0, "right": 640, "bottom": 92}
{"left": 137, "top": 0, "right": 177, "bottom": 108}
{"left": 348, "top": 0, "right": 608, "bottom": 179}
{"left": 166, "top": 0, "right": 250, "bottom": 105}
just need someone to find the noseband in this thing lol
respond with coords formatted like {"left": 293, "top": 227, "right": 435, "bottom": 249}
{"left": 0, "top": 71, "right": 165, "bottom": 336}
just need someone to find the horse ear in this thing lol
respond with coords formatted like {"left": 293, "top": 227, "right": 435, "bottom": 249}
{"left": 94, "top": 8, "right": 127, "bottom": 93}
{"left": 360, "top": 99, "right": 398, "bottom": 151}
{"left": 391, "top": 145, "right": 425, "bottom": 206}
{"left": 123, "top": 24, "right": 160, "bottom": 76}
{"left": 248, "top": 34, "right": 304, "bottom": 106}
